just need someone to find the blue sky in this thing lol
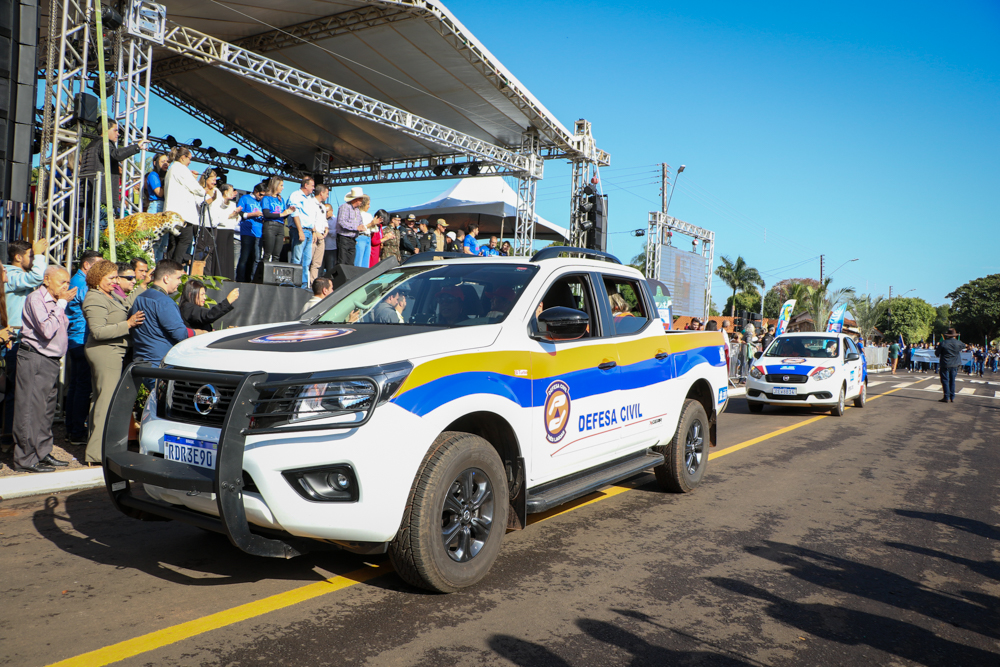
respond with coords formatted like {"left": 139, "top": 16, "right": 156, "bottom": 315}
{"left": 152, "top": 0, "right": 999, "bottom": 307}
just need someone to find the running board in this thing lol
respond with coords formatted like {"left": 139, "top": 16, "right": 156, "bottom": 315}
{"left": 525, "top": 452, "right": 665, "bottom": 514}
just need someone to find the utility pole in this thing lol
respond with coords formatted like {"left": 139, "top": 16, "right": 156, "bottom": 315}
{"left": 660, "top": 163, "right": 669, "bottom": 213}
{"left": 819, "top": 255, "right": 825, "bottom": 283}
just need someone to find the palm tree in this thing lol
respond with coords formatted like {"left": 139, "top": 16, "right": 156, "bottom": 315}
{"left": 803, "top": 277, "right": 855, "bottom": 332}
{"left": 714, "top": 255, "right": 764, "bottom": 318}
{"left": 849, "top": 294, "right": 886, "bottom": 341}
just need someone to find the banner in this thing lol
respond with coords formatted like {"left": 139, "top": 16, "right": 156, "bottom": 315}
{"left": 647, "top": 279, "right": 674, "bottom": 331}
{"left": 774, "top": 299, "right": 795, "bottom": 336}
{"left": 911, "top": 348, "right": 974, "bottom": 365}
{"left": 826, "top": 304, "right": 848, "bottom": 333}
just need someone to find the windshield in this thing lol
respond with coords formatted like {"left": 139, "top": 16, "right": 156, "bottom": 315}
{"left": 315, "top": 263, "right": 540, "bottom": 327}
{"left": 764, "top": 336, "right": 840, "bottom": 358}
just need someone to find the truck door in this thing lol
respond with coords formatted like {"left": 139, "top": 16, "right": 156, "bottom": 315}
{"left": 529, "top": 272, "right": 622, "bottom": 484}
{"left": 598, "top": 273, "right": 673, "bottom": 451}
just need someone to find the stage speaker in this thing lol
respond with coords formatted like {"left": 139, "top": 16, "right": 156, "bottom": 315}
{"left": 73, "top": 92, "right": 99, "bottom": 123}
{"left": 327, "top": 263, "right": 368, "bottom": 290}
{"left": 0, "top": 0, "right": 38, "bottom": 203}
{"left": 257, "top": 260, "right": 301, "bottom": 286}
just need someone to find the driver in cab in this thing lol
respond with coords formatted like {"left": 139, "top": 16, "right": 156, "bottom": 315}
{"left": 365, "top": 284, "right": 409, "bottom": 324}
{"left": 430, "top": 286, "right": 468, "bottom": 326}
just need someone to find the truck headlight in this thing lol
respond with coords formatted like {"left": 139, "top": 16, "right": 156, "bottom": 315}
{"left": 293, "top": 380, "right": 376, "bottom": 421}
{"left": 749, "top": 366, "right": 763, "bottom": 380}
{"left": 810, "top": 367, "right": 835, "bottom": 381}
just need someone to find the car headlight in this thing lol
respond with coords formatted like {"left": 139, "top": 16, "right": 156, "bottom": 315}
{"left": 749, "top": 366, "right": 763, "bottom": 380}
{"left": 292, "top": 380, "right": 376, "bottom": 421}
{"left": 810, "top": 367, "right": 835, "bottom": 381}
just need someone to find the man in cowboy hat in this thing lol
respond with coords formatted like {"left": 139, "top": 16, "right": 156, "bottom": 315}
{"left": 336, "top": 186, "right": 368, "bottom": 266}
{"left": 935, "top": 328, "right": 964, "bottom": 403}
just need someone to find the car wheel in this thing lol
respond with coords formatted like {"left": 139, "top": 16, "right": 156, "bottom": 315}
{"left": 831, "top": 385, "right": 845, "bottom": 416}
{"left": 655, "top": 399, "right": 709, "bottom": 493}
{"left": 748, "top": 401, "right": 764, "bottom": 414}
{"left": 853, "top": 382, "right": 866, "bottom": 408}
{"left": 389, "top": 431, "right": 508, "bottom": 593}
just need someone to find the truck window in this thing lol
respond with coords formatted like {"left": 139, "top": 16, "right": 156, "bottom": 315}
{"left": 602, "top": 276, "right": 650, "bottom": 336}
{"left": 535, "top": 274, "right": 600, "bottom": 338}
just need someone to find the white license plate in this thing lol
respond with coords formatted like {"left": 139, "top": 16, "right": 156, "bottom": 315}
{"left": 773, "top": 387, "right": 798, "bottom": 396}
{"left": 164, "top": 434, "right": 217, "bottom": 469}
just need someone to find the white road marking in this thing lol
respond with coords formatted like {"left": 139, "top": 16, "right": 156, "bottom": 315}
{"left": 923, "top": 386, "right": 940, "bottom": 392}
{"left": 958, "top": 388, "right": 976, "bottom": 395}
{"left": 867, "top": 381, "right": 885, "bottom": 387}
{"left": 893, "top": 383, "right": 914, "bottom": 389}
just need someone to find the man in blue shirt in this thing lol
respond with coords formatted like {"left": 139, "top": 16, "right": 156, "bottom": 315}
{"left": 463, "top": 224, "right": 480, "bottom": 255}
{"left": 478, "top": 236, "right": 500, "bottom": 257}
{"left": 236, "top": 183, "right": 265, "bottom": 283}
{"left": 64, "top": 249, "right": 103, "bottom": 444}
{"left": 145, "top": 154, "right": 169, "bottom": 261}
{"left": 129, "top": 260, "right": 199, "bottom": 371}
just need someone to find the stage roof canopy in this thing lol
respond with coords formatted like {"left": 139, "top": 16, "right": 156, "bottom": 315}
{"left": 54, "top": 0, "right": 609, "bottom": 173}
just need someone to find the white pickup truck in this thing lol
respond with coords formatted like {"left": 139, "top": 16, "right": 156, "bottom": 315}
{"left": 103, "top": 248, "right": 729, "bottom": 592}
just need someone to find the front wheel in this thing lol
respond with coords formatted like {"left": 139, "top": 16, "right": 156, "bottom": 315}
{"left": 389, "top": 432, "right": 508, "bottom": 593}
{"left": 831, "top": 385, "right": 845, "bottom": 417}
{"left": 654, "top": 399, "right": 709, "bottom": 493}
{"left": 748, "top": 402, "right": 764, "bottom": 414}
{"left": 853, "top": 382, "right": 866, "bottom": 408}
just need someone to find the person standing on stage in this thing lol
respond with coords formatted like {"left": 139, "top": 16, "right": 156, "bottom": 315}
{"left": 309, "top": 185, "right": 330, "bottom": 285}
{"left": 260, "top": 176, "right": 296, "bottom": 263}
{"left": 12, "top": 267, "right": 76, "bottom": 473}
{"left": 336, "top": 187, "right": 367, "bottom": 266}
{"left": 463, "top": 224, "right": 480, "bottom": 255}
{"left": 382, "top": 213, "right": 402, "bottom": 264}
{"left": 78, "top": 119, "right": 148, "bottom": 240}
{"left": 236, "top": 183, "right": 265, "bottom": 283}
{"left": 287, "top": 177, "right": 319, "bottom": 289}
{"left": 209, "top": 183, "right": 241, "bottom": 280}
{"left": 144, "top": 153, "right": 170, "bottom": 261}
{"left": 164, "top": 147, "right": 206, "bottom": 266}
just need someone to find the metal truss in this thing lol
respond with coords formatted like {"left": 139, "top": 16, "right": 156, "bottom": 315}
{"left": 156, "top": 21, "right": 531, "bottom": 173}
{"left": 34, "top": 0, "right": 92, "bottom": 268}
{"left": 151, "top": 5, "right": 411, "bottom": 81}
{"left": 647, "top": 211, "right": 715, "bottom": 319}
{"left": 568, "top": 120, "right": 601, "bottom": 248}
{"left": 114, "top": 2, "right": 160, "bottom": 218}
{"left": 513, "top": 130, "right": 542, "bottom": 256}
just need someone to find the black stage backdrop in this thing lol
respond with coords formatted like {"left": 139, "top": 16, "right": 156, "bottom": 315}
{"left": 203, "top": 282, "right": 312, "bottom": 329}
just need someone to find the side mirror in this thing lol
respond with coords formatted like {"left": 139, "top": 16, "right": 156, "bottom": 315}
{"left": 754, "top": 351, "right": 763, "bottom": 359}
{"left": 532, "top": 306, "right": 589, "bottom": 341}
{"left": 846, "top": 352, "right": 860, "bottom": 361}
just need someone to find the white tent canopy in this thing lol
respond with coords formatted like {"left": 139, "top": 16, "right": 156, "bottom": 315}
{"left": 399, "top": 177, "right": 569, "bottom": 242}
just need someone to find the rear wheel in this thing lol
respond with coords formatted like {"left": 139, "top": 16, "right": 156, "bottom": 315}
{"left": 655, "top": 399, "right": 709, "bottom": 493}
{"left": 389, "top": 432, "right": 508, "bottom": 593}
{"left": 853, "top": 382, "right": 866, "bottom": 408}
{"left": 831, "top": 385, "right": 845, "bottom": 416}
{"left": 748, "top": 401, "right": 764, "bottom": 413}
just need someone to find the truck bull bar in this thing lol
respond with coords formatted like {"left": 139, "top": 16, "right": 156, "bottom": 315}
{"left": 102, "top": 363, "right": 303, "bottom": 558}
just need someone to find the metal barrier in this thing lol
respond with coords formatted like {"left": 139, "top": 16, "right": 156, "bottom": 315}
{"left": 864, "top": 346, "right": 888, "bottom": 369}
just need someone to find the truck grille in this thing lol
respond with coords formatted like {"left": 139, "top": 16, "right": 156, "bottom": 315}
{"left": 164, "top": 380, "right": 237, "bottom": 426}
{"left": 765, "top": 374, "right": 808, "bottom": 384}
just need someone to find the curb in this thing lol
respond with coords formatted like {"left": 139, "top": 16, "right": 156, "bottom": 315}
{"left": 0, "top": 468, "right": 105, "bottom": 501}
{"left": 728, "top": 387, "right": 746, "bottom": 397}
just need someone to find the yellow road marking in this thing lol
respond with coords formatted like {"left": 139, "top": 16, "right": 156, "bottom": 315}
{"left": 49, "top": 386, "right": 905, "bottom": 667}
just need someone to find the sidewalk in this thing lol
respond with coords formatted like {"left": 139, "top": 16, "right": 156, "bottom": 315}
{"left": 0, "top": 467, "right": 105, "bottom": 500}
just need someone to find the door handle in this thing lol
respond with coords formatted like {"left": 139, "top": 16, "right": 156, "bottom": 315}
{"left": 655, "top": 352, "right": 669, "bottom": 360}
{"left": 598, "top": 361, "right": 617, "bottom": 371}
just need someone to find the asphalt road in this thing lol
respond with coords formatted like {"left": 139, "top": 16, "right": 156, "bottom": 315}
{"left": 2, "top": 371, "right": 999, "bottom": 667}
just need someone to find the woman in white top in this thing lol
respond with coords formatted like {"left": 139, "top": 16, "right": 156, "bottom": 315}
{"left": 164, "top": 147, "right": 207, "bottom": 265}
{"left": 209, "top": 183, "right": 241, "bottom": 280}
{"left": 354, "top": 195, "right": 373, "bottom": 268}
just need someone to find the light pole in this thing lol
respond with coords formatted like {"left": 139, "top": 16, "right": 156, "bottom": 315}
{"left": 664, "top": 164, "right": 685, "bottom": 217}
{"left": 829, "top": 258, "right": 859, "bottom": 278}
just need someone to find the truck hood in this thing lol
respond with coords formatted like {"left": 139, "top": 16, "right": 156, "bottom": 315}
{"left": 163, "top": 321, "right": 502, "bottom": 374}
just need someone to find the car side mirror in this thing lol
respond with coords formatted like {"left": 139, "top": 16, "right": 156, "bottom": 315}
{"left": 754, "top": 351, "right": 763, "bottom": 359}
{"left": 531, "top": 306, "right": 589, "bottom": 341}
{"left": 846, "top": 352, "right": 860, "bottom": 361}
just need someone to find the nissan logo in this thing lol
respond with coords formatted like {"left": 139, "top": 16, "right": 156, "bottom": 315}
{"left": 193, "top": 384, "right": 220, "bottom": 415}
{"left": 782, "top": 375, "right": 790, "bottom": 382}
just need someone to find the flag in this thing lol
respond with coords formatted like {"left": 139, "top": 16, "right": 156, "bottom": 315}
{"left": 826, "top": 304, "right": 848, "bottom": 333}
{"left": 898, "top": 334, "right": 905, "bottom": 348}
{"left": 774, "top": 299, "right": 796, "bottom": 336}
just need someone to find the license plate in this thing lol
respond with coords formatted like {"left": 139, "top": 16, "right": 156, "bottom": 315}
{"left": 164, "top": 434, "right": 217, "bottom": 469}
{"left": 773, "top": 387, "right": 797, "bottom": 396}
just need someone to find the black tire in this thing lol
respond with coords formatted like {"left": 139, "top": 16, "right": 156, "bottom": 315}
{"left": 748, "top": 401, "right": 764, "bottom": 413}
{"left": 853, "top": 381, "right": 866, "bottom": 408}
{"left": 831, "top": 385, "right": 845, "bottom": 417}
{"left": 654, "top": 399, "right": 709, "bottom": 493}
{"left": 389, "top": 432, "right": 508, "bottom": 593}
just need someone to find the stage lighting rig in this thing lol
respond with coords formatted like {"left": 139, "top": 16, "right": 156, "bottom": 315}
{"left": 191, "top": 138, "right": 202, "bottom": 147}
{"left": 449, "top": 164, "right": 463, "bottom": 176}
{"left": 165, "top": 135, "right": 177, "bottom": 148}
{"left": 468, "top": 162, "right": 481, "bottom": 176}
{"left": 229, "top": 148, "right": 240, "bottom": 157}
{"left": 432, "top": 165, "right": 445, "bottom": 177}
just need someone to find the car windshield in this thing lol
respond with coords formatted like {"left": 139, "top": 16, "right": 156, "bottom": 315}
{"left": 764, "top": 336, "right": 839, "bottom": 358}
{"left": 314, "top": 262, "right": 539, "bottom": 327}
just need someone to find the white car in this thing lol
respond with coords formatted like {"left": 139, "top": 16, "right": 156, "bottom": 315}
{"left": 102, "top": 249, "right": 729, "bottom": 592}
{"left": 745, "top": 331, "right": 867, "bottom": 416}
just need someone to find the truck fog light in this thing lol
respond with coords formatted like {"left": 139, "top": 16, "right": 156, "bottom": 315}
{"left": 283, "top": 465, "right": 359, "bottom": 502}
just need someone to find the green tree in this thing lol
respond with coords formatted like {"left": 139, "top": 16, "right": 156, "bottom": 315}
{"left": 848, "top": 294, "right": 886, "bottom": 342}
{"left": 724, "top": 290, "right": 761, "bottom": 319}
{"left": 708, "top": 300, "right": 720, "bottom": 317}
{"left": 932, "top": 304, "right": 951, "bottom": 337}
{"left": 803, "top": 278, "right": 854, "bottom": 332}
{"left": 877, "top": 296, "right": 936, "bottom": 343}
{"left": 762, "top": 287, "right": 783, "bottom": 319}
{"left": 628, "top": 242, "right": 651, "bottom": 276}
{"left": 714, "top": 255, "right": 764, "bottom": 318}
{"left": 947, "top": 274, "right": 1000, "bottom": 342}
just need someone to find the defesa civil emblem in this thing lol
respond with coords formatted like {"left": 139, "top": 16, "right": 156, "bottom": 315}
{"left": 544, "top": 380, "right": 571, "bottom": 444}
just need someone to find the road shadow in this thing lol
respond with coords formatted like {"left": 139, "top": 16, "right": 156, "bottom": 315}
{"left": 709, "top": 577, "right": 997, "bottom": 666}
{"left": 742, "top": 540, "right": 999, "bottom": 640}
{"left": 894, "top": 510, "right": 1000, "bottom": 541}
{"left": 488, "top": 610, "right": 755, "bottom": 666}
{"left": 886, "top": 541, "right": 1000, "bottom": 583}
{"left": 30, "top": 488, "right": 379, "bottom": 587}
